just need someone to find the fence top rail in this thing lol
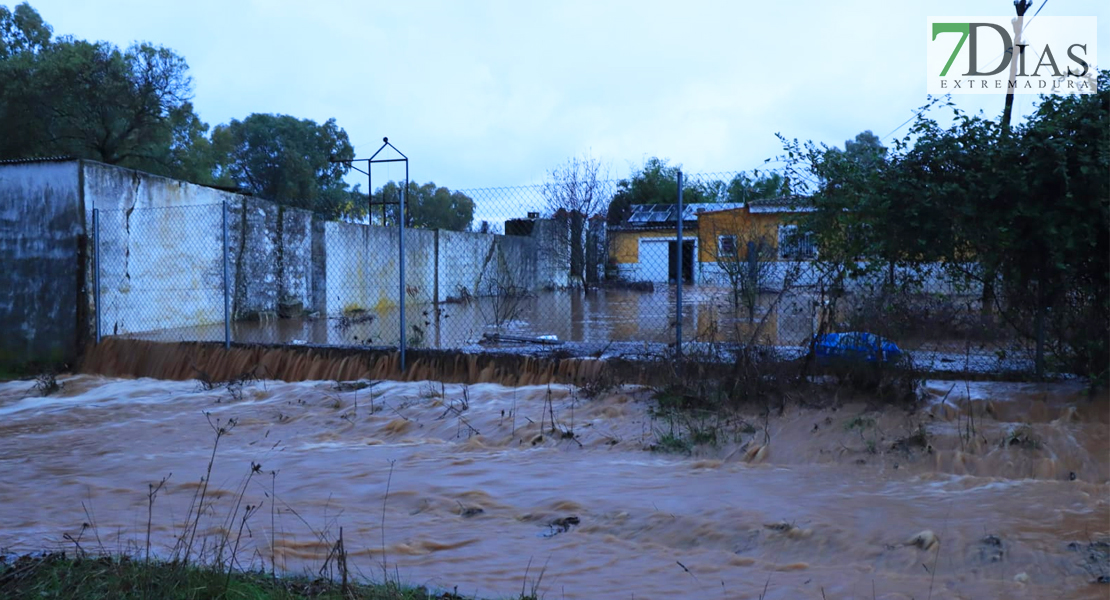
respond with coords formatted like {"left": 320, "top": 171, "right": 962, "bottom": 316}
{"left": 94, "top": 202, "right": 227, "bottom": 213}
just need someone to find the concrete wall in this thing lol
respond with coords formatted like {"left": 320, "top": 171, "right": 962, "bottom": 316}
{"left": 437, "top": 230, "right": 538, "bottom": 301}
{"left": 1, "top": 160, "right": 576, "bottom": 358}
{"left": 94, "top": 201, "right": 225, "bottom": 336}
{"left": 321, "top": 221, "right": 437, "bottom": 315}
{"left": 697, "top": 260, "right": 820, "bottom": 289}
{"left": 227, "top": 198, "right": 314, "bottom": 320}
{"left": 83, "top": 162, "right": 239, "bottom": 337}
{"left": 530, "top": 218, "right": 570, "bottom": 289}
{"left": 81, "top": 162, "right": 569, "bottom": 323}
{"left": 0, "top": 161, "right": 84, "bottom": 365}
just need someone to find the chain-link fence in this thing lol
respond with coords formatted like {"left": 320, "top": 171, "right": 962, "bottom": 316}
{"left": 94, "top": 203, "right": 228, "bottom": 344}
{"left": 91, "top": 171, "right": 1041, "bottom": 376}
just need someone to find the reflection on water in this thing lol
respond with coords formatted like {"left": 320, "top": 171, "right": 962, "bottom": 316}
{"left": 0, "top": 376, "right": 1105, "bottom": 599}
{"left": 137, "top": 286, "right": 818, "bottom": 349}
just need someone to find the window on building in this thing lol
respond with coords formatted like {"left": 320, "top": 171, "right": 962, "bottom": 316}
{"left": 778, "top": 225, "right": 816, "bottom": 260}
{"left": 718, "top": 235, "right": 737, "bottom": 258}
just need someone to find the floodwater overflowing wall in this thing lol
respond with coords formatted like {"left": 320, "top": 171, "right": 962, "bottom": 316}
{"left": 0, "top": 160, "right": 570, "bottom": 363}
{"left": 80, "top": 338, "right": 618, "bottom": 388}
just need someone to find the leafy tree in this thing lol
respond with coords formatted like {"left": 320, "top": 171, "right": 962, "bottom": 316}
{"left": 726, "top": 170, "right": 788, "bottom": 204}
{"left": 0, "top": 4, "right": 205, "bottom": 179}
{"left": 780, "top": 123, "right": 947, "bottom": 282}
{"left": 0, "top": 3, "right": 384, "bottom": 225}
{"left": 210, "top": 113, "right": 355, "bottom": 216}
{"left": 780, "top": 76, "right": 1109, "bottom": 378}
{"left": 373, "top": 181, "right": 475, "bottom": 231}
{"left": 986, "top": 74, "right": 1109, "bottom": 378}
{"left": 842, "top": 130, "right": 887, "bottom": 167}
{"left": 607, "top": 157, "right": 718, "bottom": 226}
{"left": 0, "top": 1, "right": 50, "bottom": 58}
{"left": 154, "top": 102, "right": 216, "bottom": 185}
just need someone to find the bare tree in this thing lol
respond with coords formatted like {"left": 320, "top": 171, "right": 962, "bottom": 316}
{"left": 543, "top": 153, "right": 608, "bottom": 287}
{"left": 477, "top": 249, "right": 531, "bottom": 333}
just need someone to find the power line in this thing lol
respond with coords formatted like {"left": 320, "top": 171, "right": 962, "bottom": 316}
{"left": 885, "top": 1, "right": 1051, "bottom": 142}
{"left": 1030, "top": 0, "right": 1048, "bottom": 21}
{"left": 880, "top": 111, "right": 925, "bottom": 141}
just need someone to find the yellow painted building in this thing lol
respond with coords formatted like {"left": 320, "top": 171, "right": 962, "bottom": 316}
{"left": 696, "top": 201, "right": 814, "bottom": 263}
{"left": 609, "top": 200, "right": 813, "bottom": 284}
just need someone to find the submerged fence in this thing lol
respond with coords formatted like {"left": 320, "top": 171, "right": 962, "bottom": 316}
{"left": 90, "top": 171, "right": 1044, "bottom": 376}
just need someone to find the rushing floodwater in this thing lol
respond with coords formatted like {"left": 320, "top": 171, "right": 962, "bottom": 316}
{"left": 0, "top": 376, "right": 1105, "bottom": 599}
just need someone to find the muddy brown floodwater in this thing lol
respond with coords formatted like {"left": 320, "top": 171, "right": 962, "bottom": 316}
{"left": 0, "top": 376, "right": 1106, "bottom": 599}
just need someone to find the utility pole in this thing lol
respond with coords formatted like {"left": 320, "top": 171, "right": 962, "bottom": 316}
{"left": 1001, "top": 0, "right": 1034, "bottom": 133}
{"left": 675, "top": 171, "right": 683, "bottom": 355}
{"left": 983, "top": 1, "right": 1035, "bottom": 329}
{"left": 1000, "top": 1, "right": 1049, "bottom": 379}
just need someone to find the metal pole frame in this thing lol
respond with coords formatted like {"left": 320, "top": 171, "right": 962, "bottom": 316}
{"left": 93, "top": 208, "right": 101, "bottom": 345}
{"left": 222, "top": 200, "right": 231, "bottom": 349}
{"left": 675, "top": 170, "right": 683, "bottom": 355}
{"left": 330, "top": 137, "right": 409, "bottom": 372}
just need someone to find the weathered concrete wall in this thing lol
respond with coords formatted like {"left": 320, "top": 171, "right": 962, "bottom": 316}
{"left": 2, "top": 159, "right": 576, "bottom": 357}
{"left": 322, "top": 221, "right": 370, "bottom": 315}
{"left": 697, "top": 259, "right": 980, "bottom": 294}
{"left": 497, "top": 233, "right": 538, "bottom": 294}
{"left": 84, "top": 162, "right": 237, "bottom": 336}
{"left": 84, "top": 163, "right": 322, "bottom": 330}
{"left": 94, "top": 200, "right": 224, "bottom": 336}
{"left": 0, "top": 161, "right": 84, "bottom": 365}
{"left": 227, "top": 198, "right": 314, "bottom": 320}
{"left": 437, "top": 230, "right": 535, "bottom": 301}
{"left": 531, "top": 219, "right": 570, "bottom": 289}
{"left": 82, "top": 161, "right": 238, "bottom": 213}
{"left": 321, "top": 222, "right": 437, "bottom": 315}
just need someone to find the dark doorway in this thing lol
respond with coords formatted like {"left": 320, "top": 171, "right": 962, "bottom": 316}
{"left": 668, "top": 240, "right": 695, "bottom": 284}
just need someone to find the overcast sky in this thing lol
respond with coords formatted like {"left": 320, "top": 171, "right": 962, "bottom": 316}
{"left": 24, "top": 0, "right": 1109, "bottom": 190}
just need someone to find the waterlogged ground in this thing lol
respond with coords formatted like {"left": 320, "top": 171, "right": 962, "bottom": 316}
{"left": 0, "top": 375, "right": 1106, "bottom": 599}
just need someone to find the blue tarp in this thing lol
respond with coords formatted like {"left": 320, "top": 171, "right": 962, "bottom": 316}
{"left": 814, "top": 332, "right": 903, "bottom": 364}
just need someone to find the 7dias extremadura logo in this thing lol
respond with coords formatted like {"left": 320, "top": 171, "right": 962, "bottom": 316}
{"left": 927, "top": 16, "right": 1097, "bottom": 94}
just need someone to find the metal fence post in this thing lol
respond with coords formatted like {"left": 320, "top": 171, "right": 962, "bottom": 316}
{"left": 338, "top": 138, "right": 410, "bottom": 371}
{"left": 222, "top": 200, "right": 230, "bottom": 349}
{"left": 675, "top": 170, "right": 683, "bottom": 354}
{"left": 93, "top": 208, "right": 101, "bottom": 345}
{"left": 399, "top": 166, "right": 407, "bottom": 372}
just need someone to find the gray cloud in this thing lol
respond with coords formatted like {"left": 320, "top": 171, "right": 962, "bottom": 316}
{"left": 27, "top": 0, "right": 1108, "bottom": 188}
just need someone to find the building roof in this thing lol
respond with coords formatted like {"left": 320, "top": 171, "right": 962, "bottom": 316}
{"left": 625, "top": 202, "right": 746, "bottom": 226}
{"left": 746, "top": 195, "right": 814, "bottom": 213}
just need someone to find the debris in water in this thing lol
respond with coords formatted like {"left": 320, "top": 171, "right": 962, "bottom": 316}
{"left": 480, "top": 333, "right": 563, "bottom": 346}
{"left": 906, "top": 530, "right": 940, "bottom": 551}
{"left": 764, "top": 521, "right": 812, "bottom": 540}
{"left": 1073, "top": 538, "right": 1110, "bottom": 583}
{"left": 978, "top": 534, "right": 1004, "bottom": 563}
{"left": 543, "top": 515, "right": 580, "bottom": 537}
{"left": 334, "top": 380, "right": 376, "bottom": 392}
{"left": 33, "top": 372, "right": 62, "bottom": 396}
{"left": 1004, "top": 424, "right": 1041, "bottom": 449}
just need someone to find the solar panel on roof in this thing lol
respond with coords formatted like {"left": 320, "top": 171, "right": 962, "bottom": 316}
{"left": 625, "top": 203, "right": 747, "bottom": 226}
